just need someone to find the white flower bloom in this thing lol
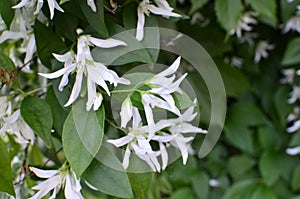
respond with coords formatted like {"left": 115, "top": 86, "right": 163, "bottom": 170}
{"left": 288, "top": 86, "right": 300, "bottom": 104}
{"left": 153, "top": 105, "right": 207, "bottom": 165}
{"left": 230, "top": 12, "right": 257, "bottom": 38}
{"left": 209, "top": 179, "right": 220, "bottom": 187}
{"left": 287, "top": 119, "right": 300, "bottom": 133}
{"left": 136, "top": 0, "right": 181, "bottom": 41}
{"left": 281, "top": 69, "right": 295, "bottom": 84}
{"left": 282, "top": 16, "right": 300, "bottom": 34}
{"left": 120, "top": 98, "right": 133, "bottom": 128}
{"left": 286, "top": 146, "right": 300, "bottom": 155}
{"left": 29, "top": 167, "right": 84, "bottom": 199}
{"left": 87, "top": 0, "right": 96, "bottom": 12}
{"left": 107, "top": 108, "right": 163, "bottom": 171}
{"left": 13, "top": 0, "right": 64, "bottom": 19}
{"left": 254, "top": 41, "right": 275, "bottom": 63}
{"left": 0, "top": 97, "right": 34, "bottom": 145}
{"left": 39, "top": 35, "right": 129, "bottom": 110}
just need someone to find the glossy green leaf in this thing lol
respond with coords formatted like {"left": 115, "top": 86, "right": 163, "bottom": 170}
{"left": 46, "top": 86, "right": 69, "bottom": 135}
{"left": 34, "top": 20, "right": 66, "bottom": 68}
{"left": 282, "top": 38, "right": 300, "bottom": 66}
{"left": 80, "top": 0, "right": 108, "bottom": 38}
{"left": 223, "top": 179, "right": 256, "bottom": 199}
{"left": 21, "top": 96, "right": 53, "bottom": 147}
{"left": 0, "top": 0, "right": 14, "bottom": 27}
{"left": 292, "top": 165, "right": 300, "bottom": 191}
{"left": 169, "top": 188, "right": 195, "bottom": 199}
{"left": 62, "top": 98, "right": 104, "bottom": 176}
{"left": 0, "top": 139, "right": 15, "bottom": 196}
{"left": 83, "top": 159, "right": 133, "bottom": 198}
{"left": 228, "top": 155, "right": 256, "bottom": 178}
{"left": 247, "top": 0, "right": 277, "bottom": 26}
{"left": 259, "top": 151, "right": 281, "bottom": 186}
{"left": 191, "top": 172, "right": 209, "bottom": 199}
{"left": 215, "top": 0, "right": 243, "bottom": 32}
{"left": 0, "top": 51, "right": 16, "bottom": 72}
{"left": 250, "top": 185, "right": 277, "bottom": 199}
{"left": 128, "top": 172, "right": 152, "bottom": 199}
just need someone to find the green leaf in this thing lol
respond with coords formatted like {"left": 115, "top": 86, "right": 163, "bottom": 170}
{"left": 223, "top": 179, "right": 256, "bottom": 199}
{"left": 46, "top": 86, "right": 69, "bottom": 135}
{"left": 128, "top": 172, "right": 152, "bottom": 199}
{"left": 259, "top": 151, "right": 281, "bottom": 186}
{"left": 21, "top": 96, "right": 53, "bottom": 147}
{"left": 34, "top": 20, "right": 66, "bottom": 68}
{"left": 28, "top": 144, "right": 45, "bottom": 166}
{"left": 0, "top": 51, "right": 16, "bottom": 72}
{"left": 228, "top": 155, "right": 256, "bottom": 179}
{"left": 280, "top": 0, "right": 300, "bottom": 23}
{"left": 62, "top": 98, "right": 104, "bottom": 176}
{"left": 258, "top": 126, "right": 280, "bottom": 150}
{"left": 191, "top": 172, "right": 209, "bottom": 199}
{"left": 92, "top": 23, "right": 158, "bottom": 65}
{"left": 189, "top": 0, "right": 209, "bottom": 14}
{"left": 80, "top": 0, "right": 108, "bottom": 38}
{"left": 292, "top": 165, "right": 300, "bottom": 191}
{"left": 215, "top": 0, "right": 243, "bottom": 32}
{"left": 0, "top": 139, "right": 15, "bottom": 196}
{"left": 217, "top": 61, "right": 250, "bottom": 97}
{"left": 274, "top": 86, "right": 293, "bottom": 127}
{"left": 169, "top": 188, "right": 195, "bottom": 199}
{"left": 0, "top": 0, "right": 14, "bottom": 27}
{"left": 83, "top": 159, "right": 133, "bottom": 198}
{"left": 54, "top": 12, "right": 78, "bottom": 42}
{"left": 250, "top": 185, "right": 278, "bottom": 199}
{"left": 247, "top": 0, "right": 277, "bottom": 26}
{"left": 282, "top": 38, "right": 300, "bottom": 66}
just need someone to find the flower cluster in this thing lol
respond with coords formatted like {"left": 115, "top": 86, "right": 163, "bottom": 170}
{"left": 107, "top": 57, "right": 207, "bottom": 172}
{"left": 0, "top": 96, "right": 34, "bottom": 146}
{"left": 28, "top": 167, "right": 84, "bottom": 199}
{"left": 39, "top": 32, "right": 130, "bottom": 110}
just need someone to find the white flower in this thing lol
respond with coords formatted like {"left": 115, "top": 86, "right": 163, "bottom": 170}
{"left": 254, "top": 41, "right": 275, "bottom": 63}
{"left": 230, "top": 12, "right": 257, "bottom": 38}
{"left": 136, "top": 0, "right": 181, "bottom": 41}
{"left": 286, "top": 146, "right": 300, "bottom": 155}
{"left": 282, "top": 15, "right": 300, "bottom": 34}
{"left": 0, "top": 97, "right": 34, "bottom": 145}
{"left": 87, "top": 0, "right": 96, "bottom": 12}
{"left": 13, "top": 0, "right": 64, "bottom": 19}
{"left": 288, "top": 86, "right": 300, "bottom": 104}
{"left": 153, "top": 105, "right": 207, "bottom": 165}
{"left": 39, "top": 35, "right": 130, "bottom": 110}
{"left": 120, "top": 98, "right": 133, "bottom": 128}
{"left": 281, "top": 69, "right": 295, "bottom": 84}
{"left": 29, "top": 167, "right": 84, "bottom": 199}
{"left": 287, "top": 119, "right": 300, "bottom": 133}
{"left": 107, "top": 108, "right": 163, "bottom": 171}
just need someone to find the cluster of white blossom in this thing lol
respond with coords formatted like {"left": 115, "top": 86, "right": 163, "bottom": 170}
{"left": 283, "top": 2, "right": 300, "bottom": 34}
{"left": 39, "top": 30, "right": 130, "bottom": 110}
{"left": 107, "top": 57, "right": 207, "bottom": 172}
{"left": 0, "top": 96, "right": 34, "bottom": 146}
{"left": 281, "top": 68, "right": 300, "bottom": 155}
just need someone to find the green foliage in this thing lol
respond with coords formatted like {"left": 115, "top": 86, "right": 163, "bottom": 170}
{"left": 282, "top": 38, "right": 300, "bottom": 66}
{"left": 0, "top": 139, "right": 15, "bottom": 196}
{"left": 62, "top": 98, "right": 104, "bottom": 176}
{"left": 21, "top": 96, "right": 53, "bottom": 147}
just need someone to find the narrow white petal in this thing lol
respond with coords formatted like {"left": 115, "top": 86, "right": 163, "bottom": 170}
{"left": 132, "top": 107, "right": 142, "bottom": 128}
{"left": 87, "top": 0, "right": 97, "bottom": 12}
{"left": 136, "top": 8, "right": 145, "bottom": 41}
{"left": 147, "top": 5, "right": 181, "bottom": 18}
{"left": 0, "top": 31, "right": 24, "bottom": 43}
{"left": 89, "top": 37, "right": 127, "bottom": 48}
{"left": 86, "top": 77, "right": 96, "bottom": 111}
{"left": 64, "top": 70, "right": 84, "bottom": 107}
{"left": 120, "top": 98, "right": 133, "bottom": 128}
{"left": 286, "top": 146, "right": 300, "bottom": 155}
{"left": 122, "top": 146, "right": 131, "bottom": 169}
{"left": 53, "top": 52, "right": 73, "bottom": 63}
{"left": 107, "top": 135, "right": 133, "bottom": 147}
{"left": 29, "top": 167, "right": 58, "bottom": 178}
{"left": 24, "top": 34, "right": 36, "bottom": 64}
{"left": 12, "top": 0, "right": 29, "bottom": 8}
{"left": 39, "top": 67, "right": 71, "bottom": 79}
{"left": 93, "top": 93, "right": 103, "bottom": 111}
{"left": 159, "top": 142, "right": 168, "bottom": 170}
{"left": 287, "top": 120, "right": 300, "bottom": 133}
{"left": 156, "top": 56, "right": 181, "bottom": 77}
